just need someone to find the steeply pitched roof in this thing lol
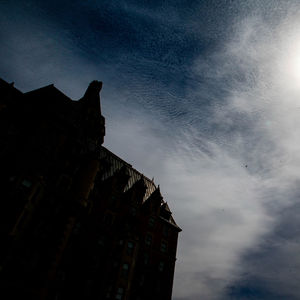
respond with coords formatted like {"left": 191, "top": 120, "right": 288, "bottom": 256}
{"left": 99, "top": 146, "right": 181, "bottom": 231}
{"left": 99, "top": 146, "right": 156, "bottom": 202}
{"left": 24, "top": 84, "right": 73, "bottom": 105}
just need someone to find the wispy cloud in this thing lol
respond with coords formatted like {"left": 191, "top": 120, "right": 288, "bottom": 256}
{"left": 167, "top": 9, "right": 300, "bottom": 300}
{"left": 106, "top": 7, "right": 300, "bottom": 299}
{"left": 2, "top": 1, "right": 300, "bottom": 299}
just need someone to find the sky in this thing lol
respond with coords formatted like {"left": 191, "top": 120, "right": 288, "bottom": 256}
{"left": 2, "top": 0, "right": 300, "bottom": 299}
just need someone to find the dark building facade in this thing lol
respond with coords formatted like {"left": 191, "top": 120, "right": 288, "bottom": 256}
{"left": 0, "top": 78, "right": 181, "bottom": 300}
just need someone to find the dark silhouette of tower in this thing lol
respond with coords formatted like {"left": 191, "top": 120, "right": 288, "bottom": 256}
{"left": 0, "top": 78, "right": 181, "bottom": 300}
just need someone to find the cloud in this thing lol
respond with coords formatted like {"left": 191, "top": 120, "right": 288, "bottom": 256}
{"left": 179, "top": 9, "right": 300, "bottom": 300}
{"left": 3, "top": 1, "right": 300, "bottom": 299}
{"left": 104, "top": 7, "right": 300, "bottom": 300}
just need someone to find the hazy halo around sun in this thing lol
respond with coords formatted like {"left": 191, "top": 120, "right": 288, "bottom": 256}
{"left": 273, "top": 19, "right": 300, "bottom": 94}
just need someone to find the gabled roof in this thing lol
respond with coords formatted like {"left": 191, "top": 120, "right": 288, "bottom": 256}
{"left": 99, "top": 146, "right": 181, "bottom": 231}
{"left": 24, "top": 84, "right": 73, "bottom": 104}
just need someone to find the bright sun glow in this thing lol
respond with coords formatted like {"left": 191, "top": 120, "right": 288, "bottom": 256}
{"left": 276, "top": 27, "right": 300, "bottom": 93}
{"left": 285, "top": 45, "right": 300, "bottom": 89}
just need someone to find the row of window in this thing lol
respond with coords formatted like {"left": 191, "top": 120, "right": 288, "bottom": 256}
{"left": 143, "top": 253, "right": 166, "bottom": 272}
{"left": 115, "top": 287, "right": 124, "bottom": 300}
{"left": 145, "top": 233, "right": 168, "bottom": 253}
{"left": 124, "top": 236, "right": 167, "bottom": 256}
{"left": 105, "top": 286, "right": 124, "bottom": 299}
{"left": 102, "top": 211, "right": 171, "bottom": 240}
{"left": 105, "top": 263, "right": 167, "bottom": 299}
{"left": 97, "top": 235, "right": 167, "bottom": 264}
{"left": 122, "top": 254, "right": 166, "bottom": 276}
{"left": 148, "top": 217, "right": 170, "bottom": 237}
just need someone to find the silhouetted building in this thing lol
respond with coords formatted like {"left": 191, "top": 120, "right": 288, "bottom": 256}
{"left": 0, "top": 78, "right": 181, "bottom": 300}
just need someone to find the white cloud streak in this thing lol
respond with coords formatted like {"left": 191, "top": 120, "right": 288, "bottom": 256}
{"left": 3, "top": 2, "right": 300, "bottom": 299}
{"left": 169, "top": 11, "right": 300, "bottom": 299}
{"left": 106, "top": 10, "right": 300, "bottom": 300}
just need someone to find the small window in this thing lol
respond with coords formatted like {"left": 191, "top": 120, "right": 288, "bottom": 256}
{"left": 148, "top": 217, "right": 155, "bottom": 227}
{"left": 115, "top": 287, "right": 124, "bottom": 300}
{"left": 159, "top": 261, "right": 165, "bottom": 272}
{"left": 127, "top": 241, "right": 134, "bottom": 255}
{"left": 21, "top": 179, "right": 32, "bottom": 188}
{"left": 145, "top": 234, "right": 152, "bottom": 246}
{"left": 121, "top": 263, "right": 129, "bottom": 278}
{"left": 161, "top": 241, "right": 167, "bottom": 253}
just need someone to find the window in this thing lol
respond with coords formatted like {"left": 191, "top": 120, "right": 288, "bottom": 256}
{"left": 121, "top": 263, "right": 129, "bottom": 278}
{"left": 21, "top": 179, "right": 32, "bottom": 188}
{"left": 159, "top": 261, "right": 165, "bottom": 272}
{"left": 115, "top": 287, "right": 124, "bottom": 300}
{"left": 127, "top": 241, "right": 134, "bottom": 255}
{"left": 145, "top": 234, "right": 152, "bottom": 246}
{"left": 161, "top": 241, "right": 167, "bottom": 253}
